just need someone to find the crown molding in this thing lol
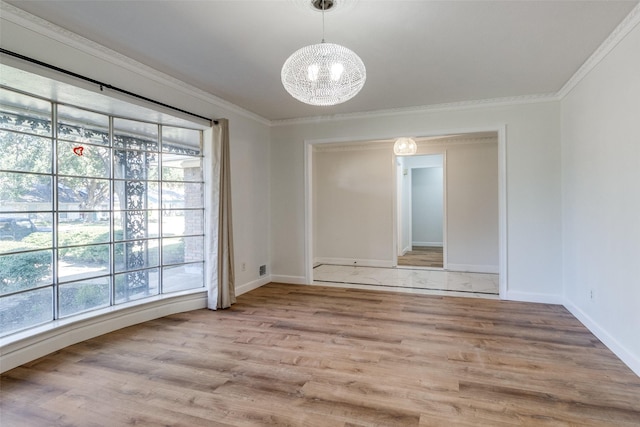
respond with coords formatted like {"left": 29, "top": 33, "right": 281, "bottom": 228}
{"left": 418, "top": 134, "right": 497, "bottom": 148}
{"left": 557, "top": 2, "right": 640, "bottom": 99}
{"left": 311, "top": 133, "right": 496, "bottom": 152}
{"left": 0, "top": 1, "right": 271, "bottom": 127}
{"left": 271, "top": 92, "right": 559, "bottom": 126}
{"left": 313, "top": 140, "right": 391, "bottom": 152}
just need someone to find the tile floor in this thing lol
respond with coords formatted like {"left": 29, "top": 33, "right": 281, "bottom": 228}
{"left": 313, "top": 264, "right": 500, "bottom": 299}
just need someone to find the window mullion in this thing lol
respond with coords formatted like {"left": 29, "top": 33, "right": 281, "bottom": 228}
{"left": 158, "top": 124, "right": 163, "bottom": 295}
{"left": 109, "top": 116, "right": 115, "bottom": 307}
{"left": 51, "top": 102, "right": 59, "bottom": 322}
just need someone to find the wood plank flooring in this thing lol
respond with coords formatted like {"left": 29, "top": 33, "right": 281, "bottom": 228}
{"left": 398, "top": 246, "right": 443, "bottom": 268}
{"left": 2, "top": 283, "right": 640, "bottom": 426}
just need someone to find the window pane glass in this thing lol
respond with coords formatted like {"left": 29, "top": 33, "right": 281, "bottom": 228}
{"left": 58, "top": 141, "right": 110, "bottom": 178}
{"left": 113, "top": 181, "right": 159, "bottom": 210}
{"left": 183, "top": 235, "right": 204, "bottom": 263}
{"left": 114, "top": 239, "right": 159, "bottom": 272}
{"left": 114, "top": 119, "right": 158, "bottom": 152}
{"left": 162, "top": 127, "right": 201, "bottom": 153}
{"left": 58, "top": 243, "right": 110, "bottom": 282}
{"left": 0, "top": 250, "right": 53, "bottom": 295}
{"left": 0, "top": 172, "right": 52, "bottom": 209}
{"left": 162, "top": 182, "right": 203, "bottom": 209}
{"left": 162, "top": 236, "right": 203, "bottom": 265}
{"left": 59, "top": 278, "right": 110, "bottom": 317}
{"left": 162, "top": 155, "right": 202, "bottom": 181}
{"left": 0, "top": 131, "right": 52, "bottom": 174}
{"left": 0, "top": 216, "right": 38, "bottom": 243}
{"left": 162, "top": 236, "right": 184, "bottom": 265}
{"left": 114, "top": 150, "right": 158, "bottom": 180}
{"left": 0, "top": 88, "right": 51, "bottom": 136}
{"left": 58, "top": 221, "right": 110, "bottom": 247}
{"left": 0, "top": 214, "right": 52, "bottom": 253}
{"left": 113, "top": 136, "right": 158, "bottom": 152}
{"left": 163, "top": 263, "right": 203, "bottom": 293}
{"left": 57, "top": 105, "right": 109, "bottom": 145}
{"left": 115, "top": 268, "right": 159, "bottom": 303}
{"left": 58, "top": 177, "right": 110, "bottom": 211}
{"left": 0, "top": 287, "right": 53, "bottom": 336}
{"left": 162, "top": 209, "right": 204, "bottom": 237}
{"left": 113, "top": 210, "right": 159, "bottom": 240}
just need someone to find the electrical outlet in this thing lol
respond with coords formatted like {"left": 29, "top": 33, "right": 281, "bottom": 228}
{"left": 241, "top": 262, "right": 246, "bottom": 272}
{"left": 589, "top": 289, "right": 595, "bottom": 300}
{"left": 259, "top": 265, "right": 266, "bottom": 276}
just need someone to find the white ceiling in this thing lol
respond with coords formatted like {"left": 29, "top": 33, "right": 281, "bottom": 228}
{"left": 4, "top": 0, "right": 638, "bottom": 121}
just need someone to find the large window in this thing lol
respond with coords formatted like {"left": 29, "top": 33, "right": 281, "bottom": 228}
{"left": 0, "top": 87, "right": 205, "bottom": 337}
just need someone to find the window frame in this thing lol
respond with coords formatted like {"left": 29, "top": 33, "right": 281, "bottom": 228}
{"left": 0, "top": 86, "right": 206, "bottom": 338}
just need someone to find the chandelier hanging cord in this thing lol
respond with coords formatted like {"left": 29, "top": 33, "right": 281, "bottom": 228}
{"left": 321, "top": 0, "right": 326, "bottom": 42}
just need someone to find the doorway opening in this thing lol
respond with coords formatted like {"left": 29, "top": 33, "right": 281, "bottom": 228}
{"left": 305, "top": 129, "right": 507, "bottom": 299}
{"left": 396, "top": 154, "right": 445, "bottom": 269}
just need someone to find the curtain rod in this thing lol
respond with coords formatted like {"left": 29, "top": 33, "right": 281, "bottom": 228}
{"left": 0, "top": 48, "right": 217, "bottom": 126}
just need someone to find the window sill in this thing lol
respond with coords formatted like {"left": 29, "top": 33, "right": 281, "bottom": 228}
{"left": 0, "top": 289, "right": 208, "bottom": 373}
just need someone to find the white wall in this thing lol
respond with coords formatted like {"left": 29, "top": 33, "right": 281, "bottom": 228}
{"left": 445, "top": 139, "right": 499, "bottom": 272}
{"left": 271, "top": 101, "right": 562, "bottom": 301}
{"left": 400, "top": 159, "right": 412, "bottom": 255}
{"left": 313, "top": 143, "right": 394, "bottom": 266}
{"left": 411, "top": 167, "right": 443, "bottom": 247}
{"left": 561, "top": 19, "right": 640, "bottom": 375}
{"left": 396, "top": 157, "right": 410, "bottom": 255}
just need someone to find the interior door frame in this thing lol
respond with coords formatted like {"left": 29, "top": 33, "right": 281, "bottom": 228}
{"left": 304, "top": 125, "right": 507, "bottom": 300}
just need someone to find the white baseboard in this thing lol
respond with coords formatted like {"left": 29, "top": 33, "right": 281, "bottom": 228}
{"left": 564, "top": 299, "right": 640, "bottom": 377}
{"left": 412, "top": 242, "right": 443, "bottom": 247}
{"left": 314, "top": 257, "right": 394, "bottom": 268}
{"left": 402, "top": 246, "right": 411, "bottom": 256}
{"left": 505, "top": 290, "right": 564, "bottom": 305}
{"left": 270, "top": 275, "right": 307, "bottom": 285}
{"left": 0, "top": 291, "right": 207, "bottom": 374}
{"left": 447, "top": 263, "right": 499, "bottom": 274}
{"left": 235, "top": 276, "right": 271, "bottom": 296}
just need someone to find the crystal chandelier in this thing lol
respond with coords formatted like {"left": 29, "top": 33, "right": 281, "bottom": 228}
{"left": 393, "top": 137, "right": 417, "bottom": 156}
{"left": 281, "top": 0, "right": 366, "bottom": 106}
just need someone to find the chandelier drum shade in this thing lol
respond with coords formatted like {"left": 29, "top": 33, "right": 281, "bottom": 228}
{"left": 393, "top": 137, "right": 417, "bottom": 156}
{"left": 281, "top": 0, "right": 366, "bottom": 106}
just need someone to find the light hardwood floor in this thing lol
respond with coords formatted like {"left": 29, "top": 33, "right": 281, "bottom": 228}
{"left": 397, "top": 246, "right": 444, "bottom": 268}
{"left": 2, "top": 283, "right": 640, "bottom": 426}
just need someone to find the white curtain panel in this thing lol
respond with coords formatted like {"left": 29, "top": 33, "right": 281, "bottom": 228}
{"left": 205, "top": 119, "right": 236, "bottom": 309}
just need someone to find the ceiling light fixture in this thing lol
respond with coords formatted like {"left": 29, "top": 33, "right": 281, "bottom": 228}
{"left": 281, "top": 0, "right": 366, "bottom": 106}
{"left": 393, "top": 137, "right": 417, "bottom": 156}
